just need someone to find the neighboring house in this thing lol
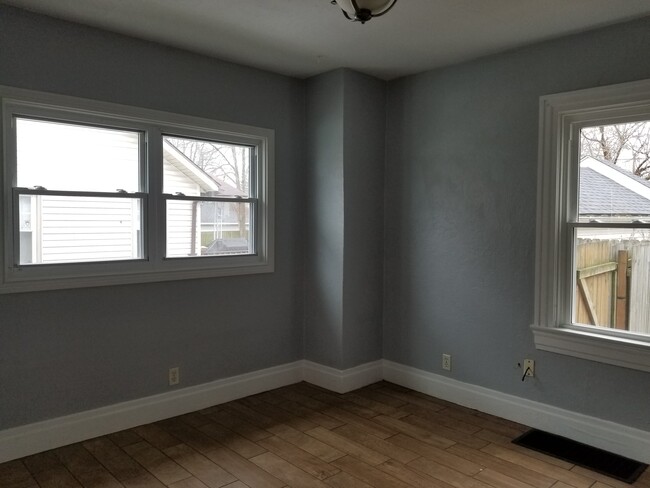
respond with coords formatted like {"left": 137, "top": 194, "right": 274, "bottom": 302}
{"left": 580, "top": 156, "right": 650, "bottom": 226}
{"left": 20, "top": 141, "right": 244, "bottom": 264}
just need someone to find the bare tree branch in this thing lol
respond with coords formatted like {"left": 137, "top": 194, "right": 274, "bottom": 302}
{"left": 165, "top": 137, "right": 252, "bottom": 239}
{"left": 581, "top": 121, "right": 650, "bottom": 180}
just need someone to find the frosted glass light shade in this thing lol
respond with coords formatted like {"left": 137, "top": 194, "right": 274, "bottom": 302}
{"left": 335, "top": 0, "right": 395, "bottom": 16}
{"left": 334, "top": 0, "right": 397, "bottom": 23}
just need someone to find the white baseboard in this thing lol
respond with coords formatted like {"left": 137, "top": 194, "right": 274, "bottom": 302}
{"left": 302, "top": 360, "right": 383, "bottom": 393}
{"left": 2, "top": 358, "right": 648, "bottom": 465}
{"left": 382, "top": 360, "right": 650, "bottom": 464}
{"left": 0, "top": 361, "right": 303, "bottom": 464}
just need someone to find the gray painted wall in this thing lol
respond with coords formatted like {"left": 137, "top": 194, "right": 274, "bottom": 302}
{"left": 304, "top": 71, "right": 346, "bottom": 367}
{"left": 341, "top": 70, "right": 385, "bottom": 369}
{"left": 0, "top": 6, "right": 305, "bottom": 429}
{"left": 384, "top": 16, "right": 650, "bottom": 431}
{"left": 1, "top": 2, "right": 649, "bottom": 437}
{"left": 304, "top": 70, "right": 385, "bottom": 369}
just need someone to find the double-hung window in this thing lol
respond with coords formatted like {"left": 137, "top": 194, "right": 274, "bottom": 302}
{"left": 533, "top": 78, "right": 650, "bottom": 372}
{"left": 1, "top": 86, "right": 274, "bottom": 293}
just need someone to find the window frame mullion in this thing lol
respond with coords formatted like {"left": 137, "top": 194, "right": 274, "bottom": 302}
{"left": 145, "top": 126, "right": 163, "bottom": 266}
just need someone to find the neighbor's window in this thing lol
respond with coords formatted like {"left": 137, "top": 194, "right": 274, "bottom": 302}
{"left": 1, "top": 87, "right": 274, "bottom": 293}
{"left": 533, "top": 79, "right": 650, "bottom": 372}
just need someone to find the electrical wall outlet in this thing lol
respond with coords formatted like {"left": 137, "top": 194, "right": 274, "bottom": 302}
{"left": 442, "top": 354, "right": 451, "bottom": 371}
{"left": 169, "top": 367, "right": 180, "bottom": 386}
{"left": 523, "top": 359, "right": 535, "bottom": 377}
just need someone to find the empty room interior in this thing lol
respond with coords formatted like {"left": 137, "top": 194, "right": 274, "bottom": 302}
{"left": 1, "top": 1, "right": 650, "bottom": 487}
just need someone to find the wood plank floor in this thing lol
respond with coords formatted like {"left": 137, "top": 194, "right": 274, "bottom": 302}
{"left": 1, "top": 381, "right": 648, "bottom": 488}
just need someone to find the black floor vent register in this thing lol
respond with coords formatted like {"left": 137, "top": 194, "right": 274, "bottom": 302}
{"left": 513, "top": 429, "right": 647, "bottom": 484}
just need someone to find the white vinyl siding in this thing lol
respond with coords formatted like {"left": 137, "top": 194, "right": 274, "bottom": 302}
{"left": 166, "top": 201, "right": 199, "bottom": 256}
{"left": 164, "top": 160, "right": 202, "bottom": 257}
{"left": 163, "top": 158, "right": 201, "bottom": 197}
{"left": 37, "top": 196, "right": 139, "bottom": 263}
{"left": 32, "top": 158, "right": 202, "bottom": 262}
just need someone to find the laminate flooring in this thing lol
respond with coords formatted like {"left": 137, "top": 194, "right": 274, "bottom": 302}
{"left": 1, "top": 381, "right": 648, "bottom": 488}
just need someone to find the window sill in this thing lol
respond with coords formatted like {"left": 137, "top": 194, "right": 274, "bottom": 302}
{"left": 531, "top": 326, "right": 650, "bottom": 372}
{"left": 0, "top": 258, "right": 274, "bottom": 294}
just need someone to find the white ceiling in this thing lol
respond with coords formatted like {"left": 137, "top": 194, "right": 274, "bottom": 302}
{"left": 3, "top": 0, "right": 650, "bottom": 80}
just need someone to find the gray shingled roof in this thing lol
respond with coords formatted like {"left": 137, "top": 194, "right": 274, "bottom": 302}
{"left": 597, "top": 157, "right": 650, "bottom": 190}
{"left": 580, "top": 167, "right": 650, "bottom": 216}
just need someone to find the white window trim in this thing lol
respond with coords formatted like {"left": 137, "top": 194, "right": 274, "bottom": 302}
{"left": 533, "top": 78, "right": 650, "bottom": 372}
{"left": 1, "top": 85, "right": 274, "bottom": 293}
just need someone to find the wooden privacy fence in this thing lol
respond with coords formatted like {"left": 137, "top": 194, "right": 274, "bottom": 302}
{"left": 576, "top": 239, "right": 650, "bottom": 334}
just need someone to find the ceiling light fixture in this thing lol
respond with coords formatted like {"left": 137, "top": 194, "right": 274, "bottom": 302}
{"left": 331, "top": 0, "right": 398, "bottom": 24}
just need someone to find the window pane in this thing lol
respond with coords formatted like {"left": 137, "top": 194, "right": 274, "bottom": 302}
{"left": 574, "top": 227, "right": 650, "bottom": 336}
{"left": 579, "top": 121, "right": 650, "bottom": 222}
{"left": 166, "top": 200, "right": 251, "bottom": 257}
{"left": 19, "top": 195, "right": 34, "bottom": 264}
{"left": 577, "top": 121, "right": 650, "bottom": 336}
{"left": 162, "top": 136, "right": 251, "bottom": 197}
{"left": 19, "top": 232, "right": 33, "bottom": 265}
{"left": 16, "top": 118, "right": 140, "bottom": 192}
{"left": 18, "top": 195, "right": 143, "bottom": 265}
{"left": 19, "top": 195, "right": 33, "bottom": 231}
